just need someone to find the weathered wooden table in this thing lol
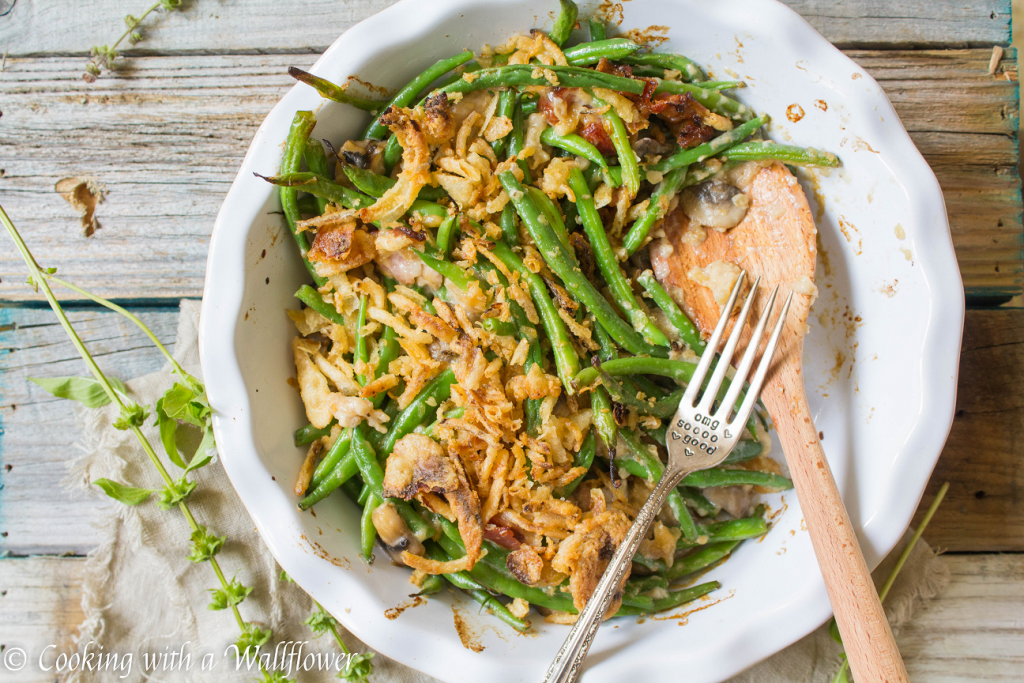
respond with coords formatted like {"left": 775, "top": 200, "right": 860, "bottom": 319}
{"left": 1, "top": 1, "right": 1022, "bottom": 679}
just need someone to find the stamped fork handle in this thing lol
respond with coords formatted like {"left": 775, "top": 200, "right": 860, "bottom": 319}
{"left": 542, "top": 468, "right": 687, "bottom": 683}
{"left": 764, "top": 371, "right": 909, "bottom": 683}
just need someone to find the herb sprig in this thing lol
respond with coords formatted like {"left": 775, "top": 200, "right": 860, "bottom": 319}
{"left": 84, "top": 0, "right": 183, "bottom": 82}
{"left": 1, "top": 201, "right": 374, "bottom": 682}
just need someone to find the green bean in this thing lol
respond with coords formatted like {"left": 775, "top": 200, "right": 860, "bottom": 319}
{"left": 379, "top": 369, "right": 457, "bottom": 457}
{"left": 340, "top": 476, "right": 363, "bottom": 503}
{"left": 647, "top": 115, "right": 769, "bottom": 173}
{"left": 588, "top": 18, "right": 607, "bottom": 42}
{"left": 296, "top": 195, "right": 320, "bottom": 214}
{"left": 617, "top": 427, "right": 698, "bottom": 539}
{"left": 540, "top": 127, "right": 609, "bottom": 170}
{"left": 523, "top": 341, "right": 545, "bottom": 436}
{"left": 694, "top": 80, "right": 745, "bottom": 92}
{"left": 677, "top": 515, "right": 767, "bottom": 549}
{"left": 436, "top": 214, "right": 459, "bottom": 258}
{"left": 361, "top": 492, "right": 383, "bottom": 561}
{"left": 520, "top": 96, "right": 538, "bottom": 116}
{"left": 295, "top": 421, "right": 333, "bottom": 447}
{"left": 437, "top": 535, "right": 577, "bottom": 613}
{"left": 416, "top": 250, "right": 473, "bottom": 290}
{"left": 280, "top": 111, "right": 324, "bottom": 286}
{"left": 490, "top": 241, "right": 580, "bottom": 394}
{"left": 720, "top": 140, "right": 841, "bottom": 167}
{"left": 626, "top": 575, "right": 668, "bottom": 596}
{"left": 499, "top": 172, "right": 665, "bottom": 359}
{"left": 341, "top": 165, "right": 448, "bottom": 201}
{"left": 600, "top": 372, "right": 682, "bottom": 419}
{"left": 310, "top": 428, "right": 352, "bottom": 489}
{"left": 408, "top": 199, "right": 449, "bottom": 221}
{"left": 592, "top": 320, "right": 619, "bottom": 362}
{"left": 364, "top": 50, "right": 474, "bottom": 140}
{"left": 654, "top": 80, "right": 752, "bottom": 120}
{"left": 525, "top": 186, "right": 570, "bottom": 252}
{"left": 508, "top": 94, "right": 532, "bottom": 182}
{"left": 563, "top": 38, "right": 639, "bottom": 66}
{"left": 490, "top": 88, "right": 517, "bottom": 159}
{"left": 435, "top": 64, "right": 646, "bottom": 96}
{"left": 302, "top": 140, "right": 333, "bottom": 214}
{"left": 299, "top": 447, "right": 359, "bottom": 511}
{"left": 616, "top": 581, "right": 720, "bottom": 615}
{"left": 590, "top": 384, "right": 617, "bottom": 455}
{"left": 622, "top": 165, "right": 688, "bottom": 254}
{"left": 424, "top": 543, "right": 530, "bottom": 631}
{"left": 391, "top": 498, "right": 436, "bottom": 541}
{"left": 681, "top": 468, "right": 793, "bottom": 491}
{"left": 481, "top": 317, "right": 517, "bottom": 337}
{"left": 567, "top": 168, "right": 668, "bottom": 347}
{"left": 621, "top": 593, "right": 655, "bottom": 610}
{"left": 499, "top": 202, "right": 519, "bottom": 247}
{"left": 576, "top": 356, "right": 694, "bottom": 387}
{"left": 288, "top": 67, "right": 387, "bottom": 112}
{"left": 350, "top": 425, "right": 385, "bottom": 491}
{"left": 554, "top": 429, "right": 596, "bottom": 498}
{"left": 593, "top": 94, "right": 640, "bottom": 198}
{"left": 722, "top": 438, "right": 764, "bottom": 465}
{"left": 636, "top": 270, "right": 705, "bottom": 353}
{"left": 665, "top": 541, "right": 740, "bottom": 581}
{"left": 295, "top": 285, "right": 344, "bottom": 325}
{"left": 677, "top": 486, "right": 720, "bottom": 518}
{"left": 417, "top": 573, "right": 445, "bottom": 596}
{"left": 621, "top": 52, "right": 706, "bottom": 83}
{"left": 368, "top": 282, "right": 403, "bottom": 409}
{"left": 354, "top": 295, "right": 370, "bottom": 385}
{"left": 366, "top": 398, "right": 401, "bottom": 452}
{"left": 424, "top": 406, "right": 465, "bottom": 437}
{"left": 259, "top": 171, "right": 373, "bottom": 210}
{"left": 549, "top": 0, "right": 579, "bottom": 47}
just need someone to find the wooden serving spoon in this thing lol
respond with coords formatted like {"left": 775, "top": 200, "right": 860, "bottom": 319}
{"left": 651, "top": 163, "right": 909, "bottom": 682}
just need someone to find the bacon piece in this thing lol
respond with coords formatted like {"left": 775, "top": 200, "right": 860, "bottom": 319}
{"left": 483, "top": 523, "right": 522, "bottom": 550}
{"left": 643, "top": 91, "right": 716, "bottom": 149}
{"left": 576, "top": 115, "right": 615, "bottom": 154}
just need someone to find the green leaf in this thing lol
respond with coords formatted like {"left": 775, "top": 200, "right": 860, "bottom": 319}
{"left": 234, "top": 622, "right": 272, "bottom": 658}
{"left": 158, "top": 477, "right": 197, "bottom": 510}
{"left": 29, "top": 375, "right": 127, "bottom": 408}
{"left": 828, "top": 617, "right": 843, "bottom": 645}
{"left": 831, "top": 655, "right": 850, "bottom": 683}
{"left": 279, "top": 570, "right": 293, "bottom": 583}
{"left": 188, "top": 525, "right": 225, "bottom": 563}
{"left": 113, "top": 402, "right": 150, "bottom": 430}
{"left": 208, "top": 577, "right": 254, "bottom": 611}
{"left": 124, "top": 14, "right": 139, "bottom": 29}
{"left": 340, "top": 652, "right": 374, "bottom": 683}
{"left": 155, "top": 397, "right": 186, "bottom": 468}
{"left": 305, "top": 607, "right": 337, "bottom": 637}
{"left": 92, "top": 478, "right": 155, "bottom": 506}
{"left": 262, "top": 670, "right": 293, "bottom": 683}
{"left": 160, "top": 0, "right": 183, "bottom": 10}
{"left": 184, "top": 426, "right": 216, "bottom": 473}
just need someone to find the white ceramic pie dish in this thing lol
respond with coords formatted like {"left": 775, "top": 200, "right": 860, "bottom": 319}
{"left": 198, "top": 1, "right": 964, "bottom": 680}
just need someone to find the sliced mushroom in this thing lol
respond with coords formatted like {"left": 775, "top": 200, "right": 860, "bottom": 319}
{"left": 680, "top": 179, "right": 750, "bottom": 231}
{"left": 372, "top": 501, "right": 425, "bottom": 558}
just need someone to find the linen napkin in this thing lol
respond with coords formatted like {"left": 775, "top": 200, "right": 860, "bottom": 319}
{"left": 65, "top": 299, "right": 949, "bottom": 682}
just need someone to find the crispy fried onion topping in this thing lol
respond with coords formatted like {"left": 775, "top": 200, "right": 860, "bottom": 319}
{"left": 359, "top": 106, "right": 432, "bottom": 224}
{"left": 383, "top": 433, "right": 484, "bottom": 570}
{"left": 551, "top": 502, "right": 632, "bottom": 615}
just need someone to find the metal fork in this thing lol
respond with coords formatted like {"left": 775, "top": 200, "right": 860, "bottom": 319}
{"left": 542, "top": 272, "right": 794, "bottom": 683}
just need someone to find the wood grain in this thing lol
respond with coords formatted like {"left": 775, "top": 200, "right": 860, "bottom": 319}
{"left": 911, "top": 309, "right": 1024, "bottom": 552}
{"left": 0, "top": 0, "right": 1010, "bottom": 56}
{"left": 0, "top": 306, "right": 178, "bottom": 556}
{"left": 0, "top": 49, "right": 1017, "bottom": 301}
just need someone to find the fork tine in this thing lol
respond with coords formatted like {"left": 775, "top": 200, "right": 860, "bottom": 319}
{"left": 682, "top": 271, "right": 747, "bottom": 405}
{"left": 695, "top": 275, "right": 762, "bottom": 414}
{"left": 717, "top": 284, "right": 780, "bottom": 420}
{"left": 731, "top": 291, "right": 795, "bottom": 428}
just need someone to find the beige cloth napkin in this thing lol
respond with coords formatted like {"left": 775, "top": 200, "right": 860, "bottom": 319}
{"left": 67, "top": 300, "right": 949, "bottom": 682}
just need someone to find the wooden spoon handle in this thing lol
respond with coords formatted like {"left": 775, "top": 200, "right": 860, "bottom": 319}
{"left": 764, "top": 370, "right": 909, "bottom": 683}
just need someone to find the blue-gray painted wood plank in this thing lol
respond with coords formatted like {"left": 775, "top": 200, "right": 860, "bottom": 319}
{"left": 0, "top": 306, "right": 178, "bottom": 555}
{"left": 0, "top": 0, "right": 1011, "bottom": 55}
